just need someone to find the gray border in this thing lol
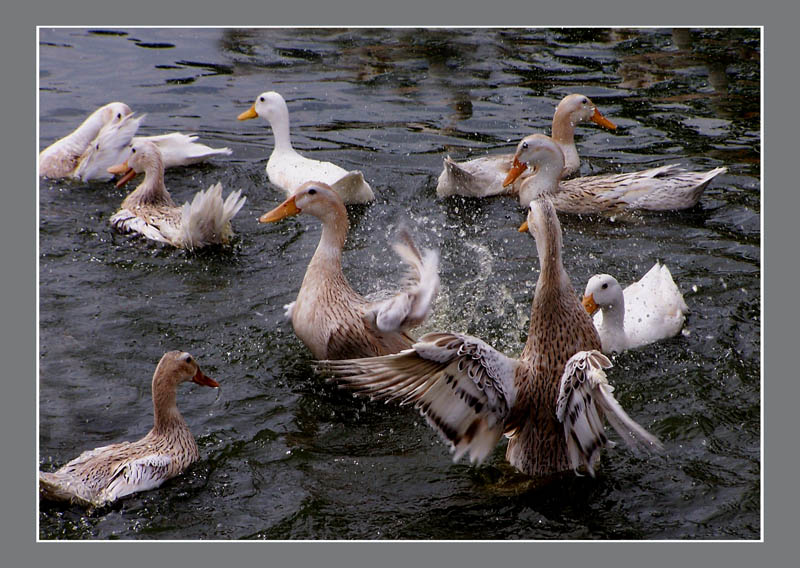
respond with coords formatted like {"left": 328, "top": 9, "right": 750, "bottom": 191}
{"left": 12, "top": 0, "right": 784, "bottom": 566}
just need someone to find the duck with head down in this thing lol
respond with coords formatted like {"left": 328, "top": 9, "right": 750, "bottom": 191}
{"left": 322, "top": 136, "right": 661, "bottom": 479}
{"left": 39, "top": 351, "right": 219, "bottom": 508}
{"left": 40, "top": 102, "right": 231, "bottom": 182}
{"left": 259, "top": 181, "right": 439, "bottom": 360}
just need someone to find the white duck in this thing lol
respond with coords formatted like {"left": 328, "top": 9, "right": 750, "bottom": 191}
{"left": 39, "top": 351, "right": 219, "bottom": 508}
{"left": 237, "top": 91, "right": 374, "bottom": 204}
{"left": 107, "top": 140, "right": 246, "bottom": 249}
{"left": 435, "top": 93, "right": 616, "bottom": 198}
{"left": 504, "top": 138, "right": 727, "bottom": 212}
{"left": 259, "top": 182, "right": 439, "bottom": 359}
{"left": 582, "top": 263, "right": 689, "bottom": 354}
{"left": 321, "top": 136, "right": 660, "bottom": 478}
{"left": 39, "top": 102, "right": 232, "bottom": 182}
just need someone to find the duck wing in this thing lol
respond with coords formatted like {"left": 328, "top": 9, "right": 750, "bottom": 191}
{"left": 556, "top": 350, "right": 662, "bottom": 476}
{"left": 319, "top": 332, "right": 519, "bottom": 464}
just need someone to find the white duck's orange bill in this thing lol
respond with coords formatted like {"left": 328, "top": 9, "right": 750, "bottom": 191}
{"left": 192, "top": 368, "right": 219, "bottom": 388}
{"left": 237, "top": 105, "right": 258, "bottom": 121}
{"left": 518, "top": 220, "right": 529, "bottom": 233}
{"left": 582, "top": 293, "right": 599, "bottom": 314}
{"left": 591, "top": 108, "right": 616, "bottom": 130}
{"left": 503, "top": 159, "right": 528, "bottom": 187}
{"left": 259, "top": 195, "right": 301, "bottom": 223}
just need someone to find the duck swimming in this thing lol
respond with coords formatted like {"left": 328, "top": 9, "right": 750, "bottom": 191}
{"left": 238, "top": 91, "right": 374, "bottom": 204}
{"left": 39, "top": 351, "right": 219, "bottom": 508}
{"left": 108, "top": 140, "right": 245, "bottom": 249}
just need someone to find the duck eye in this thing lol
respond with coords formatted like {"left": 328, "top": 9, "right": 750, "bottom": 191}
{"left": 117, "top": 113, "right": 122, "bottom": 119}
{"left": 601, "top": 283, "right": 608, "bottom": 289}
{"left": 131, "top": 147, "right": 136, "bottom": 153}
{"left": 582, "top": 98, "right": 588, "bottom": 105}
{"left": 522, "top": 141, "right": 528, "bottom": 149}
{"left": 308, "top": 188, "right": 317, "bottom": 195}
{"left": 259, "top": 96, "right": 265, "bottom": 102}
{"left": 96, "top": 143, "right": 100, "bottom": 150}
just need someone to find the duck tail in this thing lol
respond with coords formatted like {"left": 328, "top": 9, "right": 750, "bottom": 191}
{"left": 39, "top": 471, "right": 95, "bottom": 506}
{"left": 179, "top": 183, "right": 246, "bottom": 249}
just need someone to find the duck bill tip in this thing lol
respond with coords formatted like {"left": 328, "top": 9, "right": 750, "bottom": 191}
{"left": 259, "top": 196, "right": 301, "bottom": 223}
{"left": 518, "top": 220, "right": 529, "bottom": 233}
{"left": 111, "top": 166, "right": 136, "bottom": 188}
{"left": 591, "top": 108, "right": 616, "bottom": 130}
{"left": 503, "top": 159, "right": 528, "bottom": 187}
{"left": 237, "top": 105, "right": 258, "bottom": 121}
{"left": 192, "top": 368, "right": 219, "bottom": 388}
{"left": 582, "top": 294, "right": 599, "bottom": 314}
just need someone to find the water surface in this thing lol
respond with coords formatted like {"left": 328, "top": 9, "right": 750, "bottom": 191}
{"left": 38, "top": 27, "right": 760, "bottom": 540}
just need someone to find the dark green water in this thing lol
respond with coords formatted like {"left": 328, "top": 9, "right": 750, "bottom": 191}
{"left": 38, "top": 27, "right": 760, "bottom": 540}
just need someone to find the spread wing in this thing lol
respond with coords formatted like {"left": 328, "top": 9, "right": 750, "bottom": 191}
{"left": 319, "top": 332, "right": 518, "bottom": 464}
{"left": 556, "top": 350, "right": 662, "bottom": 476}
{"left": 74, "top": 113, "right": 143, "bottom": 182}
{"left": 365, "top": 227, "right": 440, "bottom": 334}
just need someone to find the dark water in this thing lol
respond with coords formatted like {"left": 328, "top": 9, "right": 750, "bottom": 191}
{"left": 38, "top": 27, "right": 761, "bottom": 540}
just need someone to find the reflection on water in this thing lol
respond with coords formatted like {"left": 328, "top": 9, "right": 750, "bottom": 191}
{"left": 39, "top": 27, "right": 760, "bottom": 540}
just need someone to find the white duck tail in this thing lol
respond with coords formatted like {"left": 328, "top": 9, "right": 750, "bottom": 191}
{"left": 136, "top": 132, "right": 232, "bottom": 168}
{"left": 175, "top": 183, "right": 247, "bottom": 249}
{"left": 372, "top": 228, "right": 441, "bottom": 332}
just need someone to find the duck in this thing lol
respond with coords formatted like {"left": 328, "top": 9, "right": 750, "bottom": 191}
{"left": 39, "top": 351, "right": 219, "bottom": 508}
{"left": 259, "top": 181, "right": 439, "bottom": 360}
{"left": 107, "top": 140, "right": 246, "bottom": 249}
{"left": 237, "top": 91, "right": 374, "bottom": 204}
{"left": 504, "top": 137, "right": 727, "bottom": 213}
{"left": 39, "top": 102, "right": 232, "bottom": 182}
{"left": 435, "top": 93, "right": 617, "bottom": 198}
{"left": 582, "top": 263, "right": 689, "bottom": 354}
{"left": 320, "top": 135, "right": 661, "bottom": 478}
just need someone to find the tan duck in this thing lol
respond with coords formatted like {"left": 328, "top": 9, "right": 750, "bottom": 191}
{"left": 107, "top": 140, "right": 246, "bottom": 249}
{"left": 322, "top": 136, "right": 661, "bottom": 478}
{"left": 238, "top": 91, "right": 374, "bottom": 204}
{"left": 39, "top": 351, "right": 219, "bottom": 508}
{"left": 259, "top": 181, "right": 439, "bottom": 360}
{"left": 40, "top": 102, "right": 231, "bottom": 182}
{"left": 435, "top": 93, "right": 616, "bottom": 198}
{"left": 583, "top": 262, "right": 689, "bottom": 354}
{"left": 504, "top": 136, "right": 727, "bottom": 212}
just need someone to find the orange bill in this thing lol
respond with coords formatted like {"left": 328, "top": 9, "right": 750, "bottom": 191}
{"left": 108, "top": 161, "right": 137, "bottom": 188}
{"left": 192, "top": 368, "right": 219, "bottom": 388}
{"left": 591, "top": 108, "right": 616, "bottom": 130}
{"left": 503, "top": 158, "right": 528, "bottom": 187}
{"left": 259, "top": 195, "right": 301, "bottom": 223}
{"left": 237, "top": 104, "right": 258, "bottom": 121}
{"left": 582, "top": 293, "right": 599, "bottom": 315}
{"left": 518, "top": 220, "right": 529, "bottom": 233}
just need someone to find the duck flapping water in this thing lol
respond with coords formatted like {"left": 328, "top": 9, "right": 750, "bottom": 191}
{"left": 321, "top": 135, "right": 661, "bottom": 478}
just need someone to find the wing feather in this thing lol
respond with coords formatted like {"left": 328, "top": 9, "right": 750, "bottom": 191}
{"left": 319, "top": 332, "right": 518, "bottom": 464}
{"left": 557, "top": 350, "right": 662, "bottom": 476}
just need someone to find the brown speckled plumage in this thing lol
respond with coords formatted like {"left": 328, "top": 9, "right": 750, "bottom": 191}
{"left": 39, "top": 351, "right": 219, "bottom": 508}
{"left": 322, "top": 136, "right": 660, "bottom": 479}
{"left": 261, "top": 182, "right": 438, "bottom": 360}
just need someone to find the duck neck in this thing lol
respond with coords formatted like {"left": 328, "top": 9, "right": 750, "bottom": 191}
{"left": 308, "top": 203, "right": 349, "bottom": 275}
{"left": 519, "top": 160, "right": 563, "bottom": 206}
{"left": 151, "top": 382, "right": 187, "bottom": 436}
{"left": 551, "top": 108, "right": 580, "bottom": 176}
{"left": 601, "top": 295, "right": 626, "bottom": 332}
{"left": 123, "top": 154, "right": 176, "bottom": 209}
{"left": 269, "top": 103, "right": 294, "bottom": 153}
{"left": 59, "top": 111, "right": 107, "bottom": 156}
